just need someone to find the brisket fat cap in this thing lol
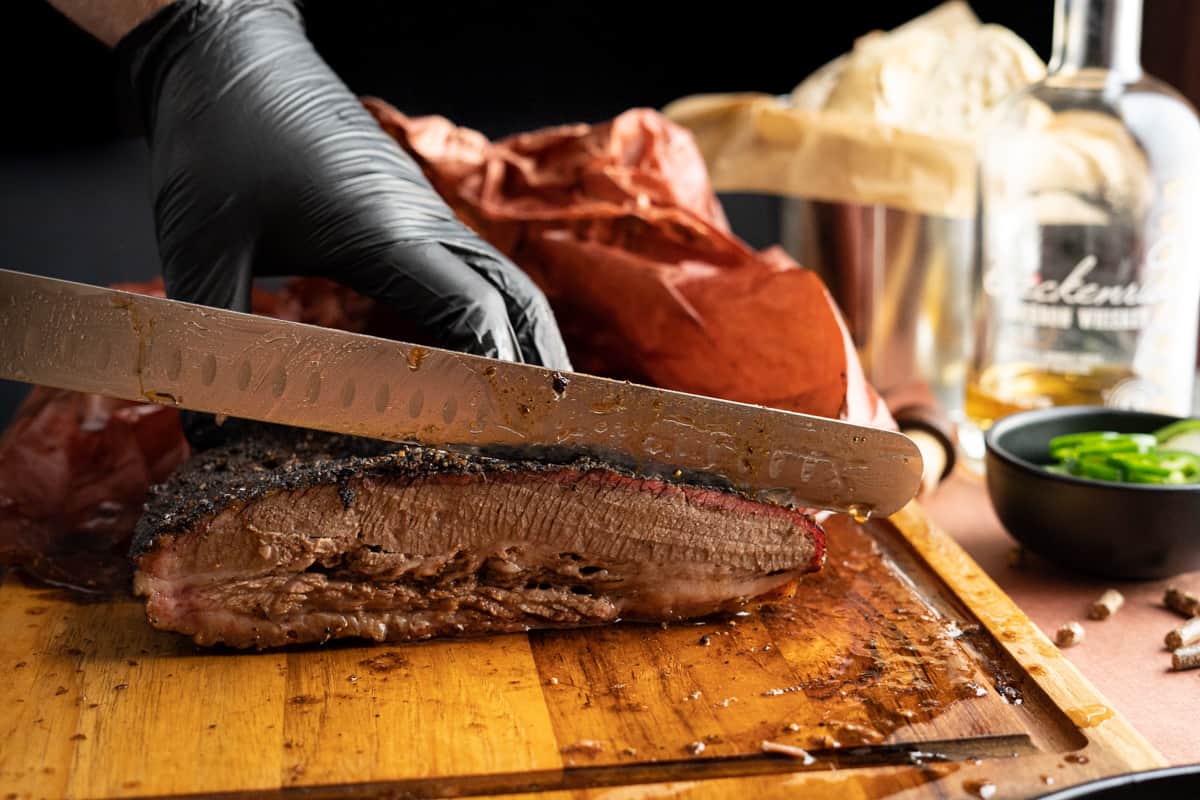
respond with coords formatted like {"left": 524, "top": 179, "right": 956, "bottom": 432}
{"left": 132, "top": 432, "right": 825, "bottom": 649}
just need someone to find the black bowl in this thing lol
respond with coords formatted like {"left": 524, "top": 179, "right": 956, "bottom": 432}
{"left": 984, "top": 406, "right": 1200, "bottom": 580}
{"left": 1034, "top": 765, "right": 1200, "bottom": 799}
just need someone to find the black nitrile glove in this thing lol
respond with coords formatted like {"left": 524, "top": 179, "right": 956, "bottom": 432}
{"left": 116, "top": 0, "right": 571, "bottom": 373}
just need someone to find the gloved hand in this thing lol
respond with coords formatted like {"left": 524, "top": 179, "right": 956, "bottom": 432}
{"left": 115, "top": 0, "right": 570, "bottom": 372}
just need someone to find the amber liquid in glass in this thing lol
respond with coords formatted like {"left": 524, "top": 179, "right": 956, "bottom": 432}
{"left": 964, "top": 363, "right": 1137, "bottom": 432}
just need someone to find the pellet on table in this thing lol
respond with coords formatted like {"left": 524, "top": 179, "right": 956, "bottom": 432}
{"left": 1165, "top": 617, "right": 1200, "bottom": 651}
{"left": 1055, "top": 621, "right": 1085, "bottom": 648}
{"left": 1007, "top": 547, "right": 1027, "bottom": 569}
{"left": 1088, "top": 589, "right": 1124, "bottom": 620}
{"left": 1164, "top": 586, "right": 1200, "bottom": 618}
{"left": 1170, "top": 643, "right": 1200, "bottom": 671}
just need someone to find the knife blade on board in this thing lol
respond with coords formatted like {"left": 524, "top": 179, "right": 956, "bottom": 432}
{"left": 0, "top": 269, "right": 923, "bottom": 516}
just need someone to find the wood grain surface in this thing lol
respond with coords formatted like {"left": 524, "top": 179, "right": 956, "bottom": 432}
{"left": 0, "top": 504, "right": 1164, "bottom": 799}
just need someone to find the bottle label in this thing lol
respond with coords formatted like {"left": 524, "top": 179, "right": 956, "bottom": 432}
{"left": 978, "top": 220, "right": 1194, "bottom": 413}
{"left": 982, "top": 246, "right": 1169, "bottom": 332}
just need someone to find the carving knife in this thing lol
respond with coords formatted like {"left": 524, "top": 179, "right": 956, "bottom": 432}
{"left": 0, "top": 269, "right": 923, "bottom": 516}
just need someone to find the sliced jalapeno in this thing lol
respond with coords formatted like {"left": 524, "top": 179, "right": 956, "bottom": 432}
{"left": 1049, "top": 432, "right": 1155, "bottom": 461}
{"left": 1046, "top": 423, "right": 1200, "bottom": 484}
{"left": 1153, "top": 419, "right": 1200, "bottom": 444}
{"left": 1069, "top": 455, "right": 1125, "bottom": 482}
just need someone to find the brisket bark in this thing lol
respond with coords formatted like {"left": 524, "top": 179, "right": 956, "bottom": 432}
{"left": 132, "top": 432, "right": 825, "bottom": 649}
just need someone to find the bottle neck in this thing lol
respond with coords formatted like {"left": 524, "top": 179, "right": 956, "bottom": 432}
{"left": 1049, "top": 0, "right": 1143, "bottom": 81}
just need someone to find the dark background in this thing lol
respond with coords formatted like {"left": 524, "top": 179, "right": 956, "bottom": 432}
{"left": 0, "top": 1, "right": 1192, "bottom": 425}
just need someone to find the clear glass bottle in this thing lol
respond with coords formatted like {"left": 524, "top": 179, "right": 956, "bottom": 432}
{"left": 963, "top": 0, "right": 1200, "bottom": 458}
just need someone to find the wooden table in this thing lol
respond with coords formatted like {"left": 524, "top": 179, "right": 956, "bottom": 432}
{"left": 927, "top": 468, "right": 1200, "bottom": 767}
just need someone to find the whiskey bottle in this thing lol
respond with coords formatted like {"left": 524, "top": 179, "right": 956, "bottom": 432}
{"left": 964, "top": 0, "right": 1200, "bottom": 459}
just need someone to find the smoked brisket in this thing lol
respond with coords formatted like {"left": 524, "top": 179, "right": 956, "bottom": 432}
{"left": 132, "top": 431, "right": 825, "bottom": 649}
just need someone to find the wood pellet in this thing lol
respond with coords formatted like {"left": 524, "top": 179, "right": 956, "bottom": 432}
{"left": 1165, "top": 617, "right": 1200, "bottom": 651}
{"left": 1165, "top": 586, "right": 1200, "bottom": 618}
{"left": 1170, "top": 643, "right": 1200, "bottom": 671}
{"left": 1055, "top": 621, "right": 1084, "bottom": 648}
{"left": 1007, "top": 546, "right": 1027, "bottom": 569}
{"left": 1088, "top": 589, "right": 1124, "bottom": 620}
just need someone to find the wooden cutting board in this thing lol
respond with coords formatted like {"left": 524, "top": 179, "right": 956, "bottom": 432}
{"left": 0, "top": 503, "right": 1163, "bottom": 800}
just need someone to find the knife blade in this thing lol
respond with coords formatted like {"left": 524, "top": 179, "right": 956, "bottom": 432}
{"left": 0, "top": 269, "right": 922, "bottom": 515}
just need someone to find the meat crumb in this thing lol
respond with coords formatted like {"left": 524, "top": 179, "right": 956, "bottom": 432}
{"left": 685, "top": 740, "right": 706, "bottom": 755}
{"left": 561, "top": 739, "right": 605, "bottom": 757}
{"left": 963, "top": 779, "right": 997, "bottom": 799}
{"left": 761, "top": 740, "right": 816, "bottom": 764}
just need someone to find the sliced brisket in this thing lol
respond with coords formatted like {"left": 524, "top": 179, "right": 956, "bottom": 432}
{"left": 132, "top": 432, "right": 824, "bottom": 649}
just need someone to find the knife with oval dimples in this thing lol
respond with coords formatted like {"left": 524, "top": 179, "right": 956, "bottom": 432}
{"left": 0, "top": 269, "right": 923, "bottom": 516}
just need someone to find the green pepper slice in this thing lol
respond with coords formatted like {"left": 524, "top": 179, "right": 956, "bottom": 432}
{"left": 1045, "top": 423, "right": 1200, "bottom": 484}
{"left": 1067, "top": 455, "right": 1125, "bottom": 482}
{"left": 1153, "top": 418, "right": 1200, "bottom": 444}
{"left": 1108, "top": 452, "right": 1173, "bottom": 482}
{"left": 1049, "top": 431, "right": 1121, "bottom": 452}
{"left": 1154, "top": 450, "right": 1200, "bottom": 482}
{"left": 1049, "top": 432, "right": 1155, "bottom": 461}
{"left": 1103, "top": 451, "right": 1200, "bottom": 484}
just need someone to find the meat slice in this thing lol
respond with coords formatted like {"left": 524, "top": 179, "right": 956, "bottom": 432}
{"left": 132, "top": 432, "right": 825, "bottom": 649}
